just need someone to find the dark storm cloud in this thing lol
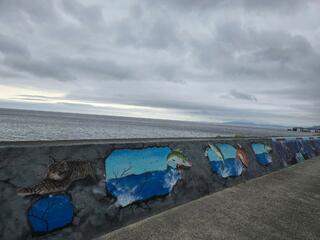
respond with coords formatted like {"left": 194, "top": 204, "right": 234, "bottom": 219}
{"left": 0, "top": 0, "right": 319, "bottom": 125}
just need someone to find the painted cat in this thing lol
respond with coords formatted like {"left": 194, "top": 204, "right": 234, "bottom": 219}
{"left": 17, "top": 160, "right": 96, "bottom": 196}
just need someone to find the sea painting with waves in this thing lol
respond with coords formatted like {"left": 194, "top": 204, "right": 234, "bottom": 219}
{"left": 105, "top": 147, "right": 191, "bottom": 207}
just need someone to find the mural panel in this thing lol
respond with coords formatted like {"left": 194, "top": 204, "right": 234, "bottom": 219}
{"left": 286, "top": 140, "right": 305, "bottom": 163}
{"left": 28, "top": 194, "right": 74, "bottom": 234}
{"left": 296, "top": 138, "right": 314, "bottom": 159}
{"left": 206, "top": 144, "right": 244, "bottom": 178}
{"left": 252, "top": 143, "right": 272, "bottom": 166}
{"left": 105, "top": 147, "right": 191, "bottom": 207}
{"left": 17, "top": 160, "right": 96, "bottom": 196}
{"left": 272, "top": 139, "right": 290, "bottom": 166}
{"left": 311, "top": 138, "right": 320, "bottom": 155}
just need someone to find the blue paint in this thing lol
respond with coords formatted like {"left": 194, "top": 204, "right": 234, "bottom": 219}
{"left": 105, "top": 147, "right": 188, "bottom": 207}
{"left": 252, "top": 143, "right": 272, "bottom": 166}
{"left": 312, "top": 139, "right": 320, "bottom": 155}
{"left": 286, "top": 140, "right": 304, "bottom": 163}
{"left": 106, "top": 147, "right": 171, "bottom": 180}
{"left": 216, "top": 144, "right": 236, "bottom": 159}
{"left": 272, "top": 140, "right": 290, "bottom": 166}
{"left": 210, "top": 159, "right": 243, "bottom": 178}
{"left": 28, "top": 194, "right": 73, "bottom": 233}
{"left": 107, "top": 167, "right": 180, "bottom": 207}
{"left": 207, "top": 144, "right": 243, "bottom": 178}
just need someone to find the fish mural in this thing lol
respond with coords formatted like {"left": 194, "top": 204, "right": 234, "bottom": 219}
{"left": 205, "top": 144, "right": 244, "bottom": 178}
{"left": 236, "top": 144, "right": 250, "bottom": 167}
{"left": 252, "top": 143, "right": 272, "bottom": 166}
{"left": 28, "top": 194, "right": 74, "bottom": 234}
{"left": 105, "top": 147, "right": 191, "bottom": 207}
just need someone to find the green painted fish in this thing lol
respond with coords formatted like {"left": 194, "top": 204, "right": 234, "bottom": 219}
{"left": 167, "top": 149, "right": 192, "bottom": 168}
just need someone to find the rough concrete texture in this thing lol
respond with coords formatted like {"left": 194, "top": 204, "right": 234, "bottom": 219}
{"left": 0, "top": 137, "right": 316, "bottom": 239}
{"left": 100, "top": 157, "right": 320, "bottom": 240}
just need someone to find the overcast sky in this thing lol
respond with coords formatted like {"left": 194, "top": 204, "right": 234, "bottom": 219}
{"left": 0, "top": 0, "right": 319, "bottom": 126}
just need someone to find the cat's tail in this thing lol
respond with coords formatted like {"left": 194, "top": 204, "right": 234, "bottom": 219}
{"left": 17, "top": 187, "right": 36, "bottom": 196}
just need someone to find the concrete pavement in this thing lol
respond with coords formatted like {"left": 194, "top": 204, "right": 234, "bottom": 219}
{"left": 99, "top": 157, "right": 320, "bottom": 240}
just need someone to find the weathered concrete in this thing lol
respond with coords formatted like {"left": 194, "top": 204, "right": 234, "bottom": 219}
{"left": 0, "top": 137, "right": 319, "bottom": 239}
{"left": 99, "top": 157, "right": 320, "bottom": 240}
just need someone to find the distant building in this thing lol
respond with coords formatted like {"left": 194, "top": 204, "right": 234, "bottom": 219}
{"left": 290, "top": 127, "right": 320, "bottom": 133}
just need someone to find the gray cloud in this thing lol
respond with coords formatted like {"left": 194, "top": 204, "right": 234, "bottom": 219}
{"left": 0, "top": 0, "right": 319, "bottom": 126}
{"left": 0, "top": 34, "right": 30, "bottom": 57}
{"left": 228, "top": 90, "right": 258, "bottom": 102}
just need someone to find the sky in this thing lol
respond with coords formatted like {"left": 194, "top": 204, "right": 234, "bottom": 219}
{"left": 0, "top": 0, "right": 319, "bottom": 126}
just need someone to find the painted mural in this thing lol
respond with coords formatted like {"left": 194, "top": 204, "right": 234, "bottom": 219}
{"left": 105, "top": 147, "right": 192, "bottom": 207}
{"left": 236, "top": 144, "right": 250, "bottom": 167}
{"left": 310, "top": 137, "right": 320, "bottom": 155}
{"left": 205, "top": 144, "right": 246, "bottom": 178}
{"left": 17, "top": 160, "right": 96, "bottom": 196}
{"left": 10, "top": 137, "right": 320, "bottom": 238}
{"left": 252, "top": 143, "right": 272, "bottom": 166}
{"left": 272, "top": 137, "right": 320, "bottom": 166}
{"left": 28, "top": 194, "right": 74, "bottom": 234}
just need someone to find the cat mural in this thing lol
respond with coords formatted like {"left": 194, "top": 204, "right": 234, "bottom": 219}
{"left": 17, "top": 160, "right": 96, "bottom": 196}
{"left": 105, "top": 147, "right": 192, "bottom": 207}
{"left": 17, "top": 160, "right": 96, "bottom": 234}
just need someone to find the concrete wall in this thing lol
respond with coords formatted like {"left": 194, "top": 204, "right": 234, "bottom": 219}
{"left": 0, "top": 136, "right": 319, "bottom": 240}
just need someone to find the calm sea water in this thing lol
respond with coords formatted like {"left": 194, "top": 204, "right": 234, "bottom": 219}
{"left": 0, "top": 108, "right": 306, "bottom": 141}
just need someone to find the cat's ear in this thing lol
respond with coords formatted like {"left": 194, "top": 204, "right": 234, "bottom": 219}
{"left": 49, "top": 156, "right": 57, "bottom": 165}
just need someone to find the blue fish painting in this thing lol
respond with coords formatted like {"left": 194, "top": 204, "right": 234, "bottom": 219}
{"left": 28, "top": 194, "right": 74, "bottom": 234}
{"left": 105, "top": 147, "right": 191, "bottom": 207}
{"left": 252, "top": 143, "right": 272, "bottom": 166}
{"left": 206, "top": 144, "right": 243, "bottom": 178}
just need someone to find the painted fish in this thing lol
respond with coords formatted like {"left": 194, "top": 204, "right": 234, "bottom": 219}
{"left": 208, "top": 144, "right": 224, "bottom": 161}
{"left": 265, "top": 145, "right": 272, "bottom": 153}
{"left": 167, "top": 149, "right": 192, "bottom": 168}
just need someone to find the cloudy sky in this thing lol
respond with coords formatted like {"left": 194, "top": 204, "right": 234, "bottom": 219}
{"left": 0, "top": 0, "right": 319, "bottom": 126}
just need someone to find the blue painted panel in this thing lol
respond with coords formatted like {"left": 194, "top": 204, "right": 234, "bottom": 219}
{"left": 272, "top": 141, "right": 290, "bottom": 166}
{"left": 252, "top": 143, "right": 272, "bottom": 166}
{"left": 107, "top": 167, "right": 180, "bottom": 207}
{"left": 28, "top": 194, "right": 73, "bottom": 233}
{"left": 297, "top": 139, "right": 314, "bottom": 159}
{"left": 105, "top": 147, "right": 191, "bottom": 207}
{"left": 216, "top": 144, "right": 236, "bottom": 159}
{"left": 312, "top": 139, "right": 320, "bottom": 155}
{"left": 207, "top": 144, "right": 243, "bottom": 178}
{"left": 210, "top": 159, "right": 243, "bottom": 178}
{"left": 106, "top": 147, "right": 170, "bottom": 180}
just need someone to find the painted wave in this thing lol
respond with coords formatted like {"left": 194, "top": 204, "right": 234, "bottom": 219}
{"left": 106, "top": 167, "right": 180, "bottom": 207}
{"left": 210, "top": 158, "right": 243, "bottom": 178}
{"left": 256, "top": 152, "right": 272, "bottom": 166}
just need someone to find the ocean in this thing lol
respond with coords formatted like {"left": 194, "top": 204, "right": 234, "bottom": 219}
{"left": 0, "top": 108, "right": 306, "bottom": 141}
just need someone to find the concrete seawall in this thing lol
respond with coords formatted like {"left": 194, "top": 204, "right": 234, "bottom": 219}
{"left": 0, "top": 136, "right": 319, "bottom": 239}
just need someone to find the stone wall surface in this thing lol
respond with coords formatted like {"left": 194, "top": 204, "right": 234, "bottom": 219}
{"left": 0, "top": 136, "right": 319, "bottom": 240}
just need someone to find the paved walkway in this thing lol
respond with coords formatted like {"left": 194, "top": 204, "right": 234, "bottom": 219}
{"left": 98, "top": 157, "right": 320, "bottom": 240}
